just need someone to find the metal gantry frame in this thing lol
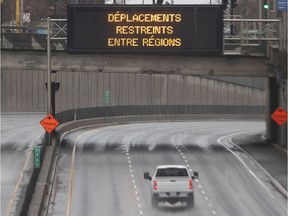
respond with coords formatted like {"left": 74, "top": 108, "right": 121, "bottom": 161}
{"left": 45, "top": 16, "right": 282, "bottom": 107}
{"left": 223, "top": 15, "right": 280, "bottom": 55}
{"left": 46, "top": 16, "right": 281, "bottom": 61}
{"left": 45, "top": 16, "right": 281, "bottom": 113}
{"left": 47, "top": 18, "right": 67, "bottom": 116}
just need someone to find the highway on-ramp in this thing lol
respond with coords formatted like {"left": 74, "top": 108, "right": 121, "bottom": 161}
{"left": 47, "top": 121, "right": 287, "bottom": 216}
{"left": 1, "top": 114, "right": 44, "bottom": 216}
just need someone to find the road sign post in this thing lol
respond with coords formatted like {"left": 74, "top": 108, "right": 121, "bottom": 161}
{"left": 34, "top": 145, "right": 41, "bottom": 168}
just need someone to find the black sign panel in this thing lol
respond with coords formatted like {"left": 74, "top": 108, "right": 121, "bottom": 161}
{"left": 67, "top": 5, "right": 224, "bottom": 55}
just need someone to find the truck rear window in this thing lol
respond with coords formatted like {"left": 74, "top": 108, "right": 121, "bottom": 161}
{"left": 156, "top": 168, "right": 188, "bottom": 177}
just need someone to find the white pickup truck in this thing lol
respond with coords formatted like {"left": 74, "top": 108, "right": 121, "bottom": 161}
{"left": 144, "top": 165, "right": 199, "bottom": 208}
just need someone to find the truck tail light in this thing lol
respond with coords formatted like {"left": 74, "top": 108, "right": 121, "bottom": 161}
{"left": 189, "top": 179, "right": 193, "bottom": 190}
{"left": 153, "top": 180, "right": 158, "bottom": 190}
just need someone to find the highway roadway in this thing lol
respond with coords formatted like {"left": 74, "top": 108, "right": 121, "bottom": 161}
{"left": 47, "top": 121, "right": 287, "bottom": 216}
{"left": 1, "top": 114, "right": 44, "bottom": 216}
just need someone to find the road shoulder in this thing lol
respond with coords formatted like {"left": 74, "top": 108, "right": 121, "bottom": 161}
{"left": 232, "top": 134, "right": 287, "bottom": 196}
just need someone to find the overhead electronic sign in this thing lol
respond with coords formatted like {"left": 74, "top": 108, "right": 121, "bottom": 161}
{"left": 67, "top": 5, "right": 224, "bottom": 55}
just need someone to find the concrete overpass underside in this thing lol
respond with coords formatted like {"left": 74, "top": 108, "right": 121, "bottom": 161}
{"left": 2, "top": 50, "right": 273, "bottom": 77}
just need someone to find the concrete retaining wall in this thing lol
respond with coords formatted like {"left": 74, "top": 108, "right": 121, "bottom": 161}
{"left": 1, "top": 68, "right": 266, "bottom": 113}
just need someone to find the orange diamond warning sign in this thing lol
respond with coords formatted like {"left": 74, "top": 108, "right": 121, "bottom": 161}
{"left": 40, "top": 114, "right": 59, "bottom": 133}
{"left": 271, "top": 107, "right": 287, "bottom": 126}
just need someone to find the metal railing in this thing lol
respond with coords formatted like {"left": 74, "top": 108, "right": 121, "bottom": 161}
{"left": 223, "top": 15, "right": 280, "bottom": 55}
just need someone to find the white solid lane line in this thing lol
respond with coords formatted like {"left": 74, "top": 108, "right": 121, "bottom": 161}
{"left": 5, "top": 133, "right": 43, "bottom": 216}
{"left": 66, "top": 127, "right": 112, "bottom": 216}
{"left": 217, "top": 132, "right": 288, "bottom": 213}
{"left": 5, "top": 150, "right": 32, "bottom": 216}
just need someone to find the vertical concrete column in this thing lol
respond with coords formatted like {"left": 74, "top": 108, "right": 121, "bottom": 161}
{"left": 266, "top": 77, "right": 279, "bottom": 143}
{"left": 279, "top": 85, "right": 287, "bottom": 148}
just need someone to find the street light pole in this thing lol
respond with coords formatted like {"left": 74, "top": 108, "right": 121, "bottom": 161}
{"left": 47, "top": 17, "right": 52, "bottom": 146}
{"left": 47, "top": 17, "right": 52, "bottom": 116}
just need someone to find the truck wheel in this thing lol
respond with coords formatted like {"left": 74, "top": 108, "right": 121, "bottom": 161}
{"left": 187, "top": 195, "right": 194, "bottom": 209}
{"left": 151, "top": 196, "right": 158, "bottom": 208}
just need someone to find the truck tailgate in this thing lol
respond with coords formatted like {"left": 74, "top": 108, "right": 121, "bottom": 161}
{"left": 156, "top": 177, "right": 190, "bottom": 192}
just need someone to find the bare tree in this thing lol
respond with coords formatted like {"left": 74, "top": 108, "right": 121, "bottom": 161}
{"left": 1, "top": 0, "right": 106, "bottom": 25}
{"left": 217, "top": 0, "right": 259, "bottom": 18}
{"left": 1, "top": 0, "right": 15, "bottom": 24}
{"left": 234, "top": 0, "right": 259, "bottom": 18}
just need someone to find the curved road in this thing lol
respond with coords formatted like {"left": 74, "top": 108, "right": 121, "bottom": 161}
{"left": 1, "top": 114, "right": 44, "bottom": 216}
{"left": 47, "top": 121, "right": 287, "bottom": 216}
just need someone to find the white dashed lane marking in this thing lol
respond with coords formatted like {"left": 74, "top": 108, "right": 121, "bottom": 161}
{"left": 171, "top": 133, "right": 218, "bottom": 216}
{"left": 122, "top": 132, "right": 144, "bottom": 216}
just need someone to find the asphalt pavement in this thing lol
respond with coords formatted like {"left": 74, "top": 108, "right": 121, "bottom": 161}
{"left": 1, "top": 114, "right": 45, "bottom": 216}
{"left": 46, "top": 121, "right": 287, "bottom": 216}
{"left": 233, "top": 134, "right": 287, "bottom": 195}
{"left": 1, "top": 117, "right": 287, "bottom": 216}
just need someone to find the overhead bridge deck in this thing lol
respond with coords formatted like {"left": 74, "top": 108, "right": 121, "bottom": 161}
{"left": 2, "top": 50, "right": 272, "bottom": 77}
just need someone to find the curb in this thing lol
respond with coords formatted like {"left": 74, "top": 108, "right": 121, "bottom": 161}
{"left": 231, "top": 137, "right": 288, "bottom": 199}
{"left": 27, "top": 145, "right": 56, "bottom": 216}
